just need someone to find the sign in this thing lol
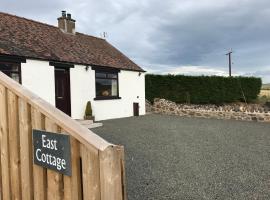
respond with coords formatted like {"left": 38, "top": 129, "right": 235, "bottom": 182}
{"left": 33, "top": 129, "right": 72, "bottom": 176}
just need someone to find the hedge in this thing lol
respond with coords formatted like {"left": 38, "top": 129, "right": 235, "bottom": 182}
{"left": 145, "top": 74, "right": 262, "bottom": 104}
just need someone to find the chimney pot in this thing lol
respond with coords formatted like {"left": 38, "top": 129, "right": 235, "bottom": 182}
{"left": 62, "top": 11, "right": 66, "bottom": 18}
{"left": 67, "top": 13, "right": 71, "bottom": 20}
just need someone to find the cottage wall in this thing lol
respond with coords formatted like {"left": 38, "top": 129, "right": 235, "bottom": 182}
{"left": 21, "top": 59, "right": 55, "bottom": 105}
{"left": 20, "top": 59, "right": 145, "bottom": 121}
{"left": 91, "top": 70, "right": 145, "bottom": 121}
{"left": 70, "top": 65, "right": 145, "bottom": 120}
{"left": 70, "top": 65, "right": 95, "bottom": 119}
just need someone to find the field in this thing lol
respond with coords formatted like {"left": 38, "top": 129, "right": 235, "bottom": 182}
{"left": 257, "top": 84, "right": 270, "bottom": 104}
{"left": 260, "top": 89, "right": 270, "bottom": 97}
{"left": 260, "top": 84, "right": 270, "bottom": 97}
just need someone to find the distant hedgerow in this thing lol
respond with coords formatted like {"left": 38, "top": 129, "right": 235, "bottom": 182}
{"left": 145, "top": 74, "right": 262, "bottom": 104}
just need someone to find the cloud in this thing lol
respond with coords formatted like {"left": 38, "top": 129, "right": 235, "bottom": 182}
{"left": 244, "top": 69, "right": 270, "bottom": 83}
{"left": 0, "top": 0, "right": 270, "bottom": 83}
{"left": 164, "top": 66, "right": 229, "bottom": 76}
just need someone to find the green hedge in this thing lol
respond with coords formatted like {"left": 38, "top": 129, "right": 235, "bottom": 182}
{"left": 146, "top": 74, "right": 262, "bottom": 104}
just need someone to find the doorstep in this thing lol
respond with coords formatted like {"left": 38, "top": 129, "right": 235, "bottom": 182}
{"left": 76, "top": 119, "right": 103, "bottom": 129}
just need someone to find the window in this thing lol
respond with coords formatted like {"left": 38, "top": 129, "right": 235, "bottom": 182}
{"left": 95, "top": 70, "right": 120, "bottom": 100}
{"left": 0, "top": 61, "right": 21, "bottom": 83}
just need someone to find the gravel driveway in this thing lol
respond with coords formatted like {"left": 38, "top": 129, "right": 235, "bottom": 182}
{"left": 93, "top": 114, "right": 270, "bottom": 200}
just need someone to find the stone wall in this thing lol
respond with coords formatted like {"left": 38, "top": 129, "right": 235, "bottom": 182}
{"left": 149, "top": 98, "right": 270, "bottom": 122}
{"left": 145, "top": 99, "right": 153, "bottom": 113}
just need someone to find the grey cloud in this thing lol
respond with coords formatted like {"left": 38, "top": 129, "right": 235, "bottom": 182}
{"left": 1, "top": 0, "right": 270, "bottom": 82}
{"left": 146, "top": 0, "right": 270, "bottom": 68}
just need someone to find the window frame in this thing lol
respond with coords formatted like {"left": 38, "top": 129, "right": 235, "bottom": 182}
{"left": 0, "top": 60, "right": 22, "bottom": 84}
{"left": 0, "top": 54, "right": 26, "bottom": 84}
{"left": 93, "top": 67, "right": 121, "bottom": 100}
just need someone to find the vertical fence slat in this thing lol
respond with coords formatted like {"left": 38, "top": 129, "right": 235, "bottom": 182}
{"left": 0, "top": 85, "right": 10, "bottom": 200}
{"left": 7, "top": 91, "right": 21, "bottom": 200}
{"left": 63, "top": 137, "right": 82, "bottom": 200}
{"left": 80, "top": 144, "right": 101, "bottom": 200}
{"left": 45, "top": 118, "right": 63, "bottom": 200}
{"left": 63, "top": 166, "right": 72, "bottom": 200}
{"left": 0, "top": 86, "right": 3, "bottom": 200}
{"left": 31, "top": 108, "right": 47, "bottom": 200}
{"left": 0, "top": 123, "right": 1, "bottom": 200}
{"left": 100, "top": 146, "right": 123, "bottom": 200}
{"left": 117, "top": 146, "right": 127, "bottom": 200}
{"left": 19, "top": 98, "right": 33, "bottom": 200}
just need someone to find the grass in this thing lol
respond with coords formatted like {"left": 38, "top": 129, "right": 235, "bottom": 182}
{"left": 260, "top": 89, "right": 270, "bottom": 96}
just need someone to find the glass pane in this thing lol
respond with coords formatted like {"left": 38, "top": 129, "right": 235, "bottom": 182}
{"left": 96, "top": 72, "right": 106, "bottom": 78}
{"left": 96, "top": 79, "right": 112, "bottom": 96}
{"left": 0, "top": 62, "right": 19, "bottom": 71}
{"left": 96, "top": 78, "right": 118, "bottom": 97}
{"left": 11, "top": 66, "right": 19, "bottom": 72}
{"left": 0, "top": 63, "right": 10, "bottom": 71}
{"left": 56, "top": 78, "right": 65, "bottom": 98}
{"left": 111, "top": 79, "right": 118, "bottom": 96}
{"left": 107, "top": 73, "right": 117, "bottom": 79}
{"left": 10, "top": 73, "right": 20, "bottom": 83}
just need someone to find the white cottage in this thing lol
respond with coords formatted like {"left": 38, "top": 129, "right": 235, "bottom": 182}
{"left": 0, "top": 11, "right": 145, "bottom": 121}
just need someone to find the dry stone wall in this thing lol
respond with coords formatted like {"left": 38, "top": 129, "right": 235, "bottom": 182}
{"left": 145, "top": 99, "right": 153, "bottom": 113}
{"left": 149, "top": 98, "right": 270, "bottom": 122}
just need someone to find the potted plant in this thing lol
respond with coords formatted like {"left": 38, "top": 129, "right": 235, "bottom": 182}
{"left": 84, "top": 101, "right": 94, "bottom": 121}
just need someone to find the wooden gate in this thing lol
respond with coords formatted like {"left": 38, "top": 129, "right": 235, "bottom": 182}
{"left": 0, "top": 72, "right": 126, "bottom": 200}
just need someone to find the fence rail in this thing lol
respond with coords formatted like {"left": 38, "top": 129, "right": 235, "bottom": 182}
{"left": 0, "top": 71, "right": 126, "bottom": 200}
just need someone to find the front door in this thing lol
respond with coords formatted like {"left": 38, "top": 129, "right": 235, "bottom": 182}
{"left": 55, "top": 67, "right": 71, "bottom": 116}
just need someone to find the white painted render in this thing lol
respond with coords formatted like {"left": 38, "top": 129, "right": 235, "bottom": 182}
{"left": 70, "top": 65, "right": 145, "bottom": 121}
{"left": 21, "top": 59, "right": 55, "bottom": 105}
{"left": 70, "top": 65, "right": 95, "bottom": 119}
{"left": 20, "top": 59, "right": 145, "bottom": 121}
{"left": 91, "top": 70, "right": 145, "bottom": 121}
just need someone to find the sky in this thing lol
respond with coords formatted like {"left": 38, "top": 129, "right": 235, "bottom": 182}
{"left": 1, "top": 0, "right": 270, "bottom": 83}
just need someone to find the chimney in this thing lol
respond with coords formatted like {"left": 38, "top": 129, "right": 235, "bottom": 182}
{"left": 57, "top": 11, "right": 76, "bottom": 34}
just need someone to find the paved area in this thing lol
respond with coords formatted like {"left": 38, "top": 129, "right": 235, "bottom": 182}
{"left": 93, "top": 114, "right": 270, "bottom": 200}
{"left": 76, "top": 119, "right": 103, "bottom": 129}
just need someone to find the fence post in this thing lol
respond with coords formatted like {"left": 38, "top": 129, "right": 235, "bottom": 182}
{"left": 100, "top": 146, "right": 123, "bottom": 200}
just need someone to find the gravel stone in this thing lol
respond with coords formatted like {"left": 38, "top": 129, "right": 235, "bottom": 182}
{"left": 93, "top": 114, "right": 270, "bottom": 200}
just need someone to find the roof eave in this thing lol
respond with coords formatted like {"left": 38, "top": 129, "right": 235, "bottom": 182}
{"left": 0, "top": 53, "right": 146, "bottom": 72}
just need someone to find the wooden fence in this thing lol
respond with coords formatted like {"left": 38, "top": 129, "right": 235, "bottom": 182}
{"left": 0, "top": 71, "right": 126, "bottom": 200}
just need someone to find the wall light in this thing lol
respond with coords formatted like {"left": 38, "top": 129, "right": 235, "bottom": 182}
{"left": 85, "top": 66, "right": 90, "bottom": 71}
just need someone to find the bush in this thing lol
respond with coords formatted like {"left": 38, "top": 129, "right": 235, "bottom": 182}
{"left": 145, "top": 74, "right": 262, "bottom": 104}
{"left": 84, "top": 101, "right": 92, "bottom": 117}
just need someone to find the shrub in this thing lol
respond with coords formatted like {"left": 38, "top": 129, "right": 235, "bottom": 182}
{"left": 145, "top": 74, "right": 262, "bottom": 104}
{"left": 84, "top": 101, "right": 92, "bottom": 117}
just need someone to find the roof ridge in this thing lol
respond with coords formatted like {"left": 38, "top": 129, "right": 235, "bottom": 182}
{"left": 0, "top": 11, "right": 105, "bottom": 41}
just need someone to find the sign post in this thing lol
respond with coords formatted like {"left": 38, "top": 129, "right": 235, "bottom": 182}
{"left": 33, "top": 129, "right": 72, "bottom": 176}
